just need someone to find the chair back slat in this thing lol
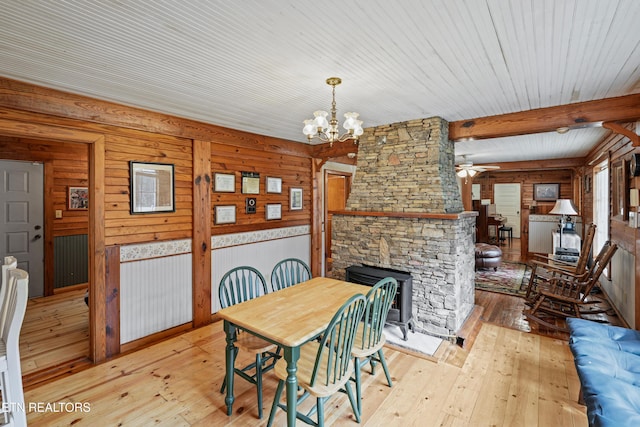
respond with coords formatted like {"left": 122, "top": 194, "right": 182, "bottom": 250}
{"left": 358, "top": 277, "right": 398, "bottom": 351}
{"left": 0, "top": 256, "right": 18, "bottom": 334}
{"left": 219, "top": 266, "right": 268, "bottom": 308}
{"left": 575, "top": 223, "right": 596, "bottom": 273}
{"left": 550, "top": 241, "right": 618, "bottom": 300}
{"left": 311, "top": 294, "right": 366, "bottom": 388}
{"left": 270, "top": 258, "right": 311, "bottom": 292}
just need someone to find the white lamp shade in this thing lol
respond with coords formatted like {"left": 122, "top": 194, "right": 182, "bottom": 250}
{"left": 549, "top": 199, "right": 578, "bottom": 215}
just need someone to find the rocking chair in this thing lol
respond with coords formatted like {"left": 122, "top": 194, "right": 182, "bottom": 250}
{"left": 524, "top": 223, "right": 596, "bottom": 302}
{"left": 524, "top": 241, "right": 618, "bottom": 333}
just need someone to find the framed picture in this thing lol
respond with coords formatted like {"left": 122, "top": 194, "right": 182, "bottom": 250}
{"left": 533, "top": 183, "right": 559, "bottom": 201}
{"left": 68, "top": 186, "right": 88, "bottom": 210}
{"left": 266, "top": 176, "right": 282, "bottom": 193}
{"left": 215, "top": 205, "right": 236, "bottom": 224}
{"left": 241, "top": 172, "right": 260, "bottom": 194}
{"left": 290, "top": 187, "right": 303, "bottom": 210}
{"left": 266, "top": 203, "right": 282, "bottom": 220}
{"left": 130, "top": 161, "right": 175, "bottom": 214}
{"left": 214, "top": 173, "right": 235, "bottom": 192}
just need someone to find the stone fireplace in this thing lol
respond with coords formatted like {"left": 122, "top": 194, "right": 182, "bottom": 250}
{"left": 331, "top": 117, "right": 476, "bottom": 338}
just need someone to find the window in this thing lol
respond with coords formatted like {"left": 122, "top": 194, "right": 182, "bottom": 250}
{"left": 593, "top": 161, "right": 609, "bottom": 255}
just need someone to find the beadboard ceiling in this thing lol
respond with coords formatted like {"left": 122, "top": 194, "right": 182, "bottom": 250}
{"left": 1, "top": 0, "right": 639, "bottom": 165}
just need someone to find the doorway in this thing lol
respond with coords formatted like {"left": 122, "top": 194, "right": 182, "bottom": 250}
{"left": 494, "top": 183, "right": 522, "bottom": 238}
{"left": 324, "top": 170, "right": 352, "bottom": 276}
{"left": 0, "top": 120, "right": 107, "bottom": 382}
{"left": 0, "top": 160, "right": 44, "bottom": 297}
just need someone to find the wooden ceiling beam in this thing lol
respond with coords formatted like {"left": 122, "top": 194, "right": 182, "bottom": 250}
{"left": 476, "top": 157, "right": 585, "bottom": 172}
{"left": 449, "top": 93, "right": 640, "bottom": 141}
{"left": 311, "top": 141, "right": 359, "bottom": 161}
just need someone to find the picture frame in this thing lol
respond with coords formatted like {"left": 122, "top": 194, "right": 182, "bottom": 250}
{"left": 215, "top": 205, "right": 237, "bottom": 224}
{"left": 130, "top": 161, "right": 175, "bottom": 214}
{"left": 290, "top": 187, "right": 303, "bottom": 210}
{"left": 266, "top": 203, "right": 282, "bottom": 220}
{"left": 533, "top": 183, "right": 559, "bottom": 201}
{"left": 612, "top": 161, "right": 627, "bottom": 219}
{"left": 68, "top": 186, "right": 89, "bottom": 210}
{"left": 214, "top": 173, "right": 235, "bottom": 192}
{"left": 266, "top": 176, "right": 282, "bottom": 194}
{"left": 241, "top": 172, "right": 260, "bottom": 194}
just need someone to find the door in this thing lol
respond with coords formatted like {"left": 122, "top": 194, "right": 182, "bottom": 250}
{"left": 494, "top": 183, "right": 521, "bottom": 238}
{"left": 324, "top": 171, "right": 351, "bottom": 276}
{"left": 0, "top": 160, "right": 44, "bottom": 297}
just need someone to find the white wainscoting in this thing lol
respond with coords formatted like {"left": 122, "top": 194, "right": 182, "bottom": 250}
{"left": 120, "top": 253, "right": 193, "bottom": 344}
{"left": 211, "top": 233, "right": 311, "bottom": 313}
{"left": 602, "top": 248, "right": 635, "bottom": 328}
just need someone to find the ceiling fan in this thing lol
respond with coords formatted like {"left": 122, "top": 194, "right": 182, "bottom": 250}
{"left": 456, "top": 157, "right": 500, "bottom": 180}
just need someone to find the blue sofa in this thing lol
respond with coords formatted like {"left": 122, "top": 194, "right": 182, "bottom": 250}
{"left": 567, "top": 317, "right": 640, "bottom": 427}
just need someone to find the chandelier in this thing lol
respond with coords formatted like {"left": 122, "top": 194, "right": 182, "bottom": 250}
{"left": 303, "top": 77, "right": 363, "bottom": 146}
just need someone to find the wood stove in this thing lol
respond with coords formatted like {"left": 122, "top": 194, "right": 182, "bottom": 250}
{"left": 345, "top": 265, "right": 414, "bottom": 340}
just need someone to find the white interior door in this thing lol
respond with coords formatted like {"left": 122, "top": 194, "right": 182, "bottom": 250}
{"left": 0, "top": 160, "right": 44, "bottom": 297}
{"left": 494, "top": 183, "right": 521, "bottom": 238}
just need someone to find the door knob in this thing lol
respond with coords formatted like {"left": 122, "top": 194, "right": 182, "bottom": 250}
{"left": 33, "top": 234, "right": 42, "bottom": 240}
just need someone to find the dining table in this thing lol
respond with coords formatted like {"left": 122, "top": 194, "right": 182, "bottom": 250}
{"left": 217, "top": 276, "right": 372, "bottom": 426}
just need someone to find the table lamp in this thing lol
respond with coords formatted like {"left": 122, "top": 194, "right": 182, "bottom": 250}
{"left": 549, "top": 199, "right": 578, "bottom": 254}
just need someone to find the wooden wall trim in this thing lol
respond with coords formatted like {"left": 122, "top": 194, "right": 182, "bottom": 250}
{"left": 105, "top": 245, "right": 120, "bottom": 358}
{"left": 311, "top": 159, "right": 323, "bottom": 277}
{"left": 450, "top": 93, "right": 640, "bottom": 141}
{"left": 0, "top": 77, "right": 312, "bottom": 158}
{"left": 43, "top": 161, "right": 54, "bottom": 296}
{"left": 89, "top": 135, "right": 107, "bottom": 363}
{"left": 192, "top": 139, "right": 212, "bottom": 327}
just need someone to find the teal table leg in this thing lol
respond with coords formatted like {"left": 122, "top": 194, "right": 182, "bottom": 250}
{"left": 223, "top": 320, "right": 237, "bottom": 416}
{"left": 283, "top": 345, "right": 300, "bottom": 426}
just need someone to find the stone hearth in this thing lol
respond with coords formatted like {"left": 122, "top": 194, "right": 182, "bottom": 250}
{"left": 331, "top": 117, "right": 475, "bottom": 338}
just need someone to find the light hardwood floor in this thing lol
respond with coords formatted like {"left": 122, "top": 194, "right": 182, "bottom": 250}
{"left": 23, "top": 318, "right": 588, "bottom": 426}
{"left": 20, "top": 288, "right": 90, "bottom": 385}
{"left": 21, "top": 240, "right": 601, "bottom": 425}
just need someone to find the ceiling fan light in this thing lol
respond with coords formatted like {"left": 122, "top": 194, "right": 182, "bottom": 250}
{"left": 468, "top": 169, "right": 477, "bottom": 177}
{"left": 457, "top": 170, "right": 467, "bottom": 178}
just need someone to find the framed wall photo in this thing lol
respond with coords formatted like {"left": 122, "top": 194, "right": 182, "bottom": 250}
{"left": 266, "top": 176, "right": 282, "bottom": 193}
{"left": 241, "top": 172, "right": 260, "bottom": 194}
{"left": 533, "top": 183, "right": 559, "bottom": 201}
{"left": 290, "top": 187, "right": 303, "bottom": 210}
{"left": 214, "top": 173, "right": 235, "bottom": 192}
{"left": 130, "top": 161, "right": 175, "bottom": 214}
{"left": 266, "top": 203, "right": 282, "bottom": 220}
{"left": 68, "top": 186, "right": 89, "bottom": 210}
{"left": 215, "top": 205, "right": 237, "bottom": 224}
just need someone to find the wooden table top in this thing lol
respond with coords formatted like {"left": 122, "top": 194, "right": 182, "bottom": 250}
{"left": 217, "top": 277, "right": 371, "bottom": 347}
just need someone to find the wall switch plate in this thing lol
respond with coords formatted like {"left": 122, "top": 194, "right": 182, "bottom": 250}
{"left": 55, "top": 209, "right": 63, "bottom": 218}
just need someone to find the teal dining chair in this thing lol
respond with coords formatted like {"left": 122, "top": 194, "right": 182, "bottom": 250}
{"left": 351, "top": 277, "right": 398, "bottom": 416}
{"left": 218, "top": 266, "right": 278, "bottom": 419}
{"left": 270, "top": 258, "right": 311, "bottom": 292}
{"left": 267, "top": 293, "right": 367, "bottom": 427}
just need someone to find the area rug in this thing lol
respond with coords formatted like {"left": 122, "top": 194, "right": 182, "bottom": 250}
{"left": 383, "top": 324, "right": 443, "bottom": 359}
{"left": 475, "top": 261, "right": 531, "bottom": 297}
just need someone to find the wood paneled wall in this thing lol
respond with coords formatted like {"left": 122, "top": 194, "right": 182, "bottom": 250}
{"left": 0, "top": 136, "right": 89, "bottom": 237}
{"left": 104, "top": 133, "right": 193, "bottom": 246}
{"left": 211, "top": 142, "right": 312, "bottom": 234}
{"left": 474, "top": 169, "right": 574, "bottom": 213}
